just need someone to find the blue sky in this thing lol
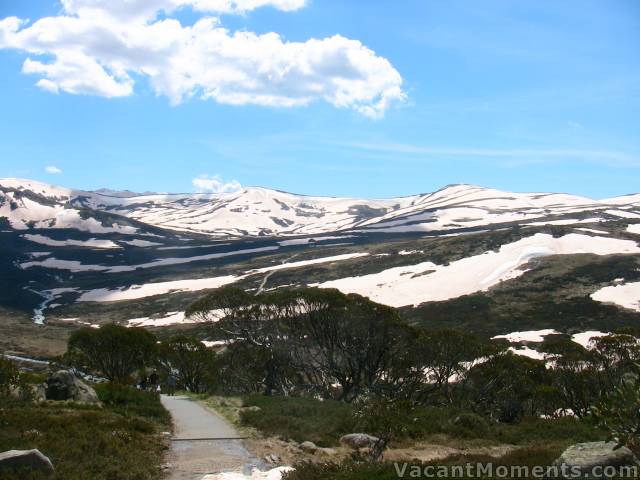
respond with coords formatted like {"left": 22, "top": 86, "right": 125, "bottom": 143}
{"left": 0, "top": 0, "right": 638, "bottom": 198}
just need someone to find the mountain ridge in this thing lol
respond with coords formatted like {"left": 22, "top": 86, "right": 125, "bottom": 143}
{"left": 1, "top": 178, "right": 639, "bottom": 238}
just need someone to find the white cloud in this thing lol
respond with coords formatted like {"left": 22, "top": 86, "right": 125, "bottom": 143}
{"left": 0, "top": 1, "right": 403, "bottom": 117}
{"left": 45, "top": 165, "right": 62, "bottom": 174}
{"left": 192, "top": 174, "right": 242, "bottom": 193}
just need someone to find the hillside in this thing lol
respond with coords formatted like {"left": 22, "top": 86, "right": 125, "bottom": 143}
{"left": 1, "top": 178, "right": 639, "bottom": 358}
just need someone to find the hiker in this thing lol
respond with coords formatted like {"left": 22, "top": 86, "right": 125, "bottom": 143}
{"left": 167, "top": 374, "right": 177, "bottom": 396}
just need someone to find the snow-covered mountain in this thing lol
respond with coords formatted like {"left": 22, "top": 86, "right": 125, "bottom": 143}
{"left": 2, "top": 177, "right": 640, "bottom": 360}
{"left": 2, "top": 178, "right": 639, "bottom": 237}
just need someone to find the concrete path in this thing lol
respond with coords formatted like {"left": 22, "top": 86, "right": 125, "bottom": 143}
{"left": 161, "top": 395, "right": 261, "bottom": 480}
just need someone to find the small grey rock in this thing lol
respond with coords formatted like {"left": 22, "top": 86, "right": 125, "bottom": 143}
{"left": 299, "top": 441, "right": 318, "bottom": 453}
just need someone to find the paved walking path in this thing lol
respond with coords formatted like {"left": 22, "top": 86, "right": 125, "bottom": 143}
{"left": 160, "top": 395, "right": 261, "bottom": 480}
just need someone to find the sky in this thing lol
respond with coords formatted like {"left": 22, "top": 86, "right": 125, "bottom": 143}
{"left": 0, "top": 0, "right": 638, "bottom": 199}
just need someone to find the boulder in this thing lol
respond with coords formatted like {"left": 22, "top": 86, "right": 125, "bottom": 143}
{"left": 339, "top": 433, "right": 380, "bottom": 449}
{"left": 298, "top": 441, "right": 318, "bottom": 453}
{"left": 45, "top": 370, "right": 100, "bottom": 404}
{"left": 550, "top": 441, "right": 640, "bottom": 478}
{"left": 0, "top": 449, "right": 54, "bottom": 473}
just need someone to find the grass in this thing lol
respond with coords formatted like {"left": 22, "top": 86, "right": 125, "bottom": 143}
{"left": 235, "top": 395, "right": 604, "bottom": 450}
{"left": 282, "top": 446, "right": 563, "bottom": 480}
{"left": 0, "top": 385, "right": 170, "bottom": 480}
{"left": 240, "top": 394, "right": 357, "bottom": 447}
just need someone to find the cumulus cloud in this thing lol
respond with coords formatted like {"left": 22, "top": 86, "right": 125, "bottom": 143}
{"left": 45, "top": 165, "right": 62, "bottom": 174}
{"left": 0, "top": 1, "right": 404, "bottom": 117}
{"left": 193, "top": 174, "right": 242, "bottom": 193}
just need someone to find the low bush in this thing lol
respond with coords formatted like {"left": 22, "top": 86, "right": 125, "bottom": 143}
{"left": 282, "top": 445, "right": 566, "bottom": 480}
{"left": 240, "top": 395, "right": 356, "bottom": 446}
{"left": 0, "top": 401, "right": 168, "bottom": 480}
{"left": 94, "top": 383, "right": 171, "bottom": 425}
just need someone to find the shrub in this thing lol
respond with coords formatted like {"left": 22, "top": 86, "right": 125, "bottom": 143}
{"left": 66, "top": 324, "right": 157, "bottom": 383}
{"left": 240, "top": 395, "right": 355, "bottom": 446}
{"left": 94, "top": 383, "right": 170, "bottom": 425}
{"left": 450, "top": 412, "right": 490, "bottom": 437}
{"left": 0, "top": 357, "right": 19, "bottom": 396}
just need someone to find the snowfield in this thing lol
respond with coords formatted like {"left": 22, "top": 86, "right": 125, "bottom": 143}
{"left": 76, "top": 252, "right": 370, "bottom": 302}
{"left": 493, "top": 329, "right": 560, "bottom": 343}
{"left": 3, "top": 178, "right": 640, "bottom": 238}
{"left": 591, "top": 281, "right": 640, "bottom": 312}
{"left": 77, "top": 275, "right": 240, "bottom": 302}
{"left": 20, "top": 246, "right": 280, "bottom": 272}
{"left": 24, "top": 234, "right": 121, "bottom": 249}
{"left": 628, "top": 224, "right": 640, "bottom": 235}
{"left": 314, "top": 233, "right": 640, "bottom": 307}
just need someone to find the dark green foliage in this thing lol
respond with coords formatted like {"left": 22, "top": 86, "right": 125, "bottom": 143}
{"left": 450, "top": 412, "right": 490, "bottom": 437}
{"left": 66, "top": 324, "right": 157, "bottom": 382}
{"left": 94, "top": 383, "right": 171, "bottom": 424}
{"left": 467, "top": 352, "right": 551, "bottom": 422}
{"left": 240, "top": 395, "right": 356, "bottom": 446}
{"left": 0, "top": 357, "right": 19, "bottom": 396}
{"left": 190, "top": 287, "right": 414, "bottom": 401}
{"left": 0, "top": 393, "right": 168, "bottom": 480}
{"left": 593, "top": 365, "right": 640, "bottom": 455}
{"left": 157, "top": 335, "right": 217, "bottom": 393}
{"left": 282, "top": 446, "right": 565, "bottom": 480}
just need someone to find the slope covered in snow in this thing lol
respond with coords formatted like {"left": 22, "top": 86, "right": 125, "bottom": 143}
{"left": 2, "top": 178, "right": 640, "bottom": 238}
{"left": 314, "top": 233, "right": 640, "bottom": 307}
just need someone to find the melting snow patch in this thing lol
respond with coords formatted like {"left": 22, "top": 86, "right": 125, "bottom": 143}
{"left": 508, "top": 346, "right": 546, "bottom": 360}
{"left": 119, "top": 239, "right": 163, "bottom": 247}
{"left": 127, "top": 312, "right": 188, "bottom": 327}
{"left": 575, "top": 228, "right": 609, "bottom": 235}
{"left": 627, "top": 224, "right": 640, "bottom": 235}
{"left": 24, "top": 234, "right": 121, "bottom": 249}
{"left": 202, "top": 467, "right": 294, "bottom": 480}
{"left": 571, "top": 331, "right": 609, "bottom": 348}
{"left": 493, "top": 329, "right": 559, "bottom": 343}
{"left": 590, "top": 281, "right": 640, "bottom": 312}
{"left": 605, "top": 210, "right": 640, "bottom": 219}
{"left": 315, "top": 233, "right": 640, "bottom": 307}
{"left": 77, "top": 275, "right": 239, "bottom": 302}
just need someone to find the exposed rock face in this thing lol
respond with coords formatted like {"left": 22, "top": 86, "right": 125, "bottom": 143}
{"left": 339, "top": 433, "right": 380, "bottom": 449}
{"left": 45, "top": 370, "right": 100, "bottom": 404}
{"left": 0, "top": 449, "right": 54, "bottom": 473}
{"left": 550, "top": 441, "right": 640, "bottom": 478}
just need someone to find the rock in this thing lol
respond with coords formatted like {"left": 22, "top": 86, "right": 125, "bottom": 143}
{"left": 340, "top": 433, "right": 380, "bottom": 449}
{"left": 264, "top": 453, "right": 281, "bottom": 465}
{"left": 318, "top": 447, "right": 337, "bottom": 456}
{"left": 549, "top": 441, "right": 640, "bottom": 478}
{"left": 32, "top": 383, "right": 47, "bottom": 403}
{"left": 8, "top": 383, "right": 46, "bottom": 403}
{"left": 298, "top": 441, "right": 318, "bottom": 453}
{"left": 0, "top": 449, "right": 54, "bottom": 473}
{"left": 45, "top": 370, "right": 100, "bottom": 404}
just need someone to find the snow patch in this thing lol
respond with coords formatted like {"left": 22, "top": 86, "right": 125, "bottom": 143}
{"left": 314, "top": 233, "right": 640, "bottom": 307}
{"left": 24, "top": 234, "right": 121, "bottom": 249}
{"left": 202, "top": 467, "right": 294, "bottom": 480}
{"left": 591, "top": 281, "right": 640, "bottom": 312}
{"left": 493, "top": 329, "right": 560, "bottom": 343}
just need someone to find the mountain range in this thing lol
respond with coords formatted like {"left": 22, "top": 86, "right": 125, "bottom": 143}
{"left": 1, "top": 178, "right": 639, "bottom": 359}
